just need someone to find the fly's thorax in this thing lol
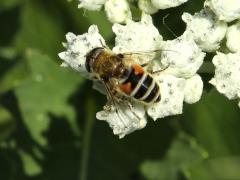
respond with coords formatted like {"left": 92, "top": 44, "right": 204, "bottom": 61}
{"left": 86, "top": 48, "right": 126, "bottom": 80}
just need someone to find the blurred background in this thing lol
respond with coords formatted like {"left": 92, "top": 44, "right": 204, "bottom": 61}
{"left": 1, "top": 0, "right": 240, "bottom": 179}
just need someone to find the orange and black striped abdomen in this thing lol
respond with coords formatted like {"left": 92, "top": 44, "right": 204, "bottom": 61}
{"left": 119, "top": 64, "right": 161, "bottom": 104}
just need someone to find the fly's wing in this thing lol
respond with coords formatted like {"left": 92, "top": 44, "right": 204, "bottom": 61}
{"left": 121, "top": 49, "right": 176, "bottom": 73}
{"left": 122, "top": 49, "right": 161, "bottom": 66}
{"left": 92, "top": 80, "right": 107, "bottom": 95}
{"left": 122, "top": 49, "right": 177, "bottom": 64}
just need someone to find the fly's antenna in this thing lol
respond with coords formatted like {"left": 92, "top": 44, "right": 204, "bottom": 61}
{"left": 163, "top": 14, "right": 178, "bottom": 38}
{"left": 99, "top": 38, "right": 105, "bottom": 47}
{"left": 99, "top": 38, "right": 111, "bottom": 50}
{"left": 83, "top": 9, "right": 87, "bottom": 17}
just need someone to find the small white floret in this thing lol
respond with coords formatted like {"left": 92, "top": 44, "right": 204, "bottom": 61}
{"left": 112, "top": 13, "right": 163, "bottom": 67}
{"left": 151, "top": 0, "right": 189, "bottom": 10}
{"left": 58, "top": 25, "right": 106, "bottom": 77}
{"left": 182, "top": 10, "right": 227, "bottom": 52}
{"left": 113, "top": 13, "right": 163, "bottom": 54}
{"left": 78, "top": 0, "right": 107, "bottom": 11}
{"left": 147, "top": 74, "right": 185, "bottom": 120}
{"left": 184, "top": 75, "right": 203, "bottom": 104}
{"left": 160, "top": 36, "right": 205, "bottom": 78}
{"left": 96, "top": 101, "right": 147, "bottom": 138}
{"left": 138, "top": 0, "right": 158, "bottom": 14}
{"left": 104, "top": 0, "right": 132, "bottom": 23}
{"left": 204, "top": 0, "right": 240, "bottom": 22}
{"left": 210, "top": 52, "right": 240, "bottom": 100}
{"left": 226, "top": 22, "right": 240, "bottom": 53}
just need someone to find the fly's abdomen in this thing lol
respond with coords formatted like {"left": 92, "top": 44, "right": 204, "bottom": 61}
{"left": 119, "top": 64, "right": 161, "bottom": 104}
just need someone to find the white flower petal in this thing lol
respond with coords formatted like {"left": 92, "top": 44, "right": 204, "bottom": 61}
{"left": 104, "top": 0, "right": 132, "bottom": 23}
{"left": 184, "top": 74, "right": 203, "bottom": 104}
{"left": 204, "top": 0, "right": 240, "bottom": 22}
{"left": 58, "top": 25, "right": 106, "bottom": 78}
{"left": 138, "top": 0, "right": 158, "bottom": 14}
{"left": 112, "top": 13, "right": 163, "bottom": 54}
{"left": 210, "top": 52, "right": 240, "bottom": 100}
{"left": 160, "top": 36, "right": 205, "bottom": 78}
{"left": 151, "top": 0, "right": 189, "bottom": 10}
{"left": 96, "top": 101, "right": 147, "bottom": 138}
{"left": 226, "top": 22, "right": 240, "bottom": 53}
{"left": 182, "top": 10, "right": 227, "bottom": 52}
{"left": 78, "top": 0, "right": 107, "bottom": 11}
{"left": 112, "top": 13, "right": 163, "bottom": 68}
{"left": 147, "top": 74, "right": 185, "bottom": 120}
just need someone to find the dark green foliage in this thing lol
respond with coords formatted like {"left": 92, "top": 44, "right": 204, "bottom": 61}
{"left": 0, "top": 0, "right": 240, "bottom": 180}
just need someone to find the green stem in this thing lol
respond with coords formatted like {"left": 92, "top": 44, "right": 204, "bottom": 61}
{"left": 79, "top": 97, "right": 96, "bottom": 180}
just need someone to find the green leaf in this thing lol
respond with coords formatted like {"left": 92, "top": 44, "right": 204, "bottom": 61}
{"left": 0, "top": 47, "right": 18, "bottom": 60}
{"left": 15, "top": 49, "right": 83, "bottom": 146}
{"left": 182, "top": 89, "right": 240, "bottom": 157}
{"left": 0, "top": 106, "right": 15, "bottom": 142}
{"left": 62, "top": 0, "right": 113, "bottom": 39}
{"left": 18, "top": 150, "right": 42, "bottom": 176}
{"left": 0, "top": 0, "right": 21, "bottom": 10}
{"left": 140, "top": 133, "right": 207, "bottom": 180}
{"left": 14, "top": 0, "right": 65, "bottom": 59}
{"left": 0, "top": 58, "right": 29, "bottom": 93}
{"left": 189, "top": 157, "right": 240, "bottom": 180}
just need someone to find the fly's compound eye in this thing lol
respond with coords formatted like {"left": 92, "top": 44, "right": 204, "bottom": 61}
{"left": 86, "top": 47, "right": 104, "bottom": 72}
{"left": 85, "top": 55, "right": 92, "bottom": 72}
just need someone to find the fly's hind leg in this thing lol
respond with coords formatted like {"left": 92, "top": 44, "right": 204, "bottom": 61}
{"left": 102, "top": 81, "right": 129, "bottom": 128}
{"left": 104, "top": 79, "right": 142, "bottom": 126}
{"left": 116, "top": 96, "right": 142, "bottom": 121}
{"left": 126, "top": 101, "right": 142, "bottom": 121}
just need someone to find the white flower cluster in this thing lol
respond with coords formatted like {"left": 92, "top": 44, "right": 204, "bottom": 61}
{"left": 78, "top": 0, "right": 189, "bottom": 23}
{"left": 204, "top": 0, "right": 240, "bottom": 22}
{"left": 178, "top": 0, "right": 240, "bottom": 107}
{"left": 59, "top": 0, "right": 240, "bottom": 137}
{"left": 210, "top": 53, "right": 240, "bottom": 107}
{"left": 59, "top": 14, "right": 205, "bottom": 138}
{"left": 182, "top": 10, "right": 227, "bottom": 52}
{"left": 58, "top": 25, "right": 106, "bottom": 78}
{"left": 194, "top": 0, "right": 240, "bottom": 106}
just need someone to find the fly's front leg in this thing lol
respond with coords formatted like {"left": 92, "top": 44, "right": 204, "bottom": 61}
{"left": 141, "top": 63, "right": 149, "bottom": 67}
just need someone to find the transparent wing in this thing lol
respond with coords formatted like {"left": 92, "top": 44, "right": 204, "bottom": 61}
{"left": 122, "top": 49, "right": 176, "bottom": 55}
{"left": 92, "top": 80, "right": 106, "bottom": 95}
{"left": 121, "top": 49, "right": 177, "bottom": 68}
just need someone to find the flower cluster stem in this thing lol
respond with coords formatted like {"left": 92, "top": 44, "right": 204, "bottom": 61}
{"left": 79, "top": 96, "right": 96, "bottom": 180}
